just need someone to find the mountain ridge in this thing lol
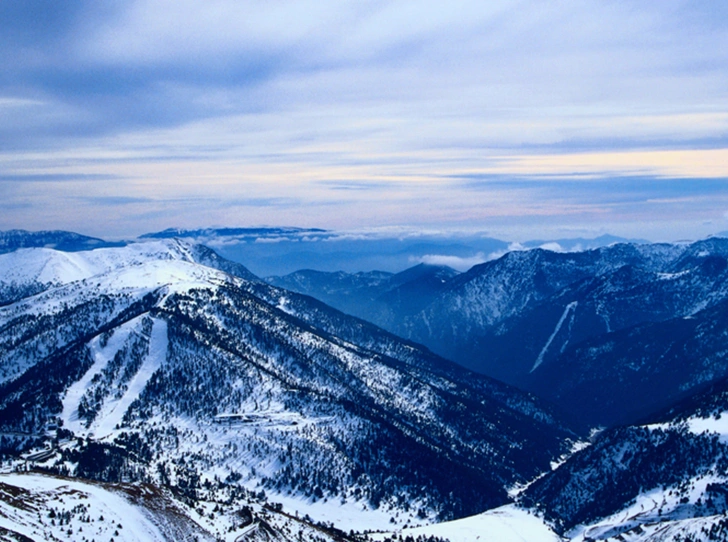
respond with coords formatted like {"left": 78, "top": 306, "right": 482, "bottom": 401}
{"left": 268, "top": 236, "right": 728, "bottom": 431}
{"left": 2, "top": 230, "right": 728, "bottom": 539}
{"left": 0, "top": 239, "right": 574, "bottom": 532}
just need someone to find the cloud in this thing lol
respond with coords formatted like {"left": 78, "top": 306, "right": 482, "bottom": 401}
{"left": 79, "top": 196, "right": 152, "bottom": 206}
{"left": 0, "top": 173, "right": 122, "bottom": 183}
{"left": 3, "top": 1, "right": 727, "bottom": 150}
{"left": 417, "top": 253, "right": 488, "bottom": 272}
{"left": 1, "top": 2, "right": 728, "bottom": 240}
{"left": 254, "top": 237, "right": 289, "bottom": 244}
{"left": 537, "top": 242, "right": 565, "bottom": 253}
{"left": 317, "top": 180, "right": 406, "bottom": 191}
{"left": 455, "top": 174, "right": 728, "bottom": 207}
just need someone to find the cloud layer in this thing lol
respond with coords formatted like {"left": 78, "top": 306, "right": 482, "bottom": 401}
{"left": 1, "top": 1, "right": 727, "bottom": 239}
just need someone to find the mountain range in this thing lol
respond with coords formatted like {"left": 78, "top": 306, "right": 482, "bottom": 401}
{"left": 271, "top": 237, "right": 728, "bottom": 430}
{"left": 3, "top": 229, "right": 728, "bottom": 541}
{"left": 138, "top": 227, "right": 644, "bottom": 277}
{"left": 0, "top": 237, "right": 572, "bottom": 539}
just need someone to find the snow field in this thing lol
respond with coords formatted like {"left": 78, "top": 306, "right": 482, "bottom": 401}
{"left": 93, "top": 317, "right": 168, "bottom": 438}
{"left": 61, "top": 315, "right": 169, "bottom": 438}
{"left": 0, "top": 473, "right": 168, "bottom": 542}
{"left": 61, "top": 316, "right": 142, "bottom": 434}
{"left": 370, "top": 505, "right": 562, "bottom": 542}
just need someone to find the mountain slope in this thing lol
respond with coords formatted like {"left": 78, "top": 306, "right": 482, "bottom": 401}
{"left": 0, "top": 239, "right": 259, "bottom": 306}
{"left": 266, "top": 264, "right": 459, "bottom": 330}
{"left": 0, "top": 471, "right": 403, "bottom": 542}
{"left": 399, "top": 242, "right": 685, "bottom": 367}
{"left": 0, "top": 240, "right": 574, "bottom": 528}
{"left": 0, "top": 472, "right": 215, "bottom": 541}
{"left": 284, "top": 238, "right": 728, "bottom": 430}
{"left": 473, "top": 239, "right": 728, "bottom": 383}
{"left": 266, "top": 268, "right": 395, "bottom": 320}
{"left": 520, "top": 376, "right": 728, "bottom": 540}
{"left": 376, "top": 371, "right": 728, "bottom": 542}
{"left": 526, "top": 296, "right": 728, "bottom": 429}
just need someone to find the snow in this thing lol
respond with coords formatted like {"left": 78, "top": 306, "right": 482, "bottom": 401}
{"left": 61, "top": 318, "right": 143, "bottom": 433}
{"left": 264, "top": 491, "right": 403, "bottom": 533}
{"left": 686, "top": 412, "right": 728, "bottom": 441}
{"left": 547, "top": 438, "right": 592, "bottom": 472}
{"left": 277, "top": 296, "right": 289, "bottom": 312}
{"left": 531, "top": 301, "right": 578, "bottom": 372}
{"left": 93, "top": 318, "right": 168, "bottom": 438}
{"left": 657, "top": 269, "right": 692, "bottom": 281}
{"left": 0, "top": 239, "right": 215, "bottom": 290}
{"left": 0, "top": 472, "right": 168, "bottom": 542}
{"left": 0, "top": 241, "right": 235, "bottom": 327}
{"left": 370, "top": 505, "right": 562, "bottom": 542}
{"left": 567, "top": 472, "right": 728, "bottom": 542}
{"left": 0, "top": 247, "right": 93, "bottom": 286}
{"left": 61, "top": 316, "right": 168, "bottom": 439}
{"left": 646, "top": 411, "right": 728, "bottom": 443}
{"left": 105, "top": 259, "right": 223, "bottom": 292}
{"left": 567, "top": 486, "right": 667, "bottom": 541}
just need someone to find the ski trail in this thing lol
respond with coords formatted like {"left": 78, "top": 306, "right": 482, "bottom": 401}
{"left": 93, "top": 318, "right": 168, "bottom": 438}
{"left": 61, "top": 319, "right": 140, "bottom": 434}
{"left": 531, "top": 301, "right": 578, "bottom": 373}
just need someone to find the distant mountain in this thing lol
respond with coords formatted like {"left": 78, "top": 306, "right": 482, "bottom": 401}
{"left": 520, "top": 233, "right": 648, "bottom": 251}
{"left": 421, "top": 238, "right": 728, "bottom": 429}
{"left": 273, "top": 237, "right": 728, "bottom": 431}
{"left": 267, "top": 263, "right": 459, "bottom": 328}
{"left": 0, "top": 229, "right": 124, "bottom": 254}
{"left": 526, "top": 294, "right": 728, "bottom": 430}
{"left": 139, "top": 226, "right": 329, "bottom": 241}
{"left": 272, "top": 241, "right": 682, "bottom": 370}
{"left": 0, "top": 240, "right": 573, "bottom": 530}
{"left": 138, "top": 227, "right": 511, "bottom": 276}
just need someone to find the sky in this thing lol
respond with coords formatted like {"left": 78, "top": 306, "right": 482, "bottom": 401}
{"left": 1, "top": 0, "right": 727, "bottom": 242}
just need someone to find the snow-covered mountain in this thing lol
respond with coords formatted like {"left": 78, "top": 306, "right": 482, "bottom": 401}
{"left": 6, "top": 233, "right": 728, "bottom": 541}
{"left": 370, "top": 375, "right": 728, "bottom": 541}
{"left": 391, "top": 241, "right": 688, "bottom": 366}
{"left": 0, "top": 471, "right": 425, "bottom": 542}
{"left": 519, "top": 374, "right": 728, "bottom": 541}
{"left": 450, "top": 238, "right": 728, "bottom": 428}
{"left": 277, "top": 237, "right": 728, "bottom": 430}
{"left": 0, "top": 239, "right": 574, "bottom": 538}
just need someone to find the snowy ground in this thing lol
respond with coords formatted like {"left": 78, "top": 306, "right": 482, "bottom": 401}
{"left": 369, "top": 505, "right": 562, "bottom": 542}
{"left": 61, "top": 316, "right": 168, "bottom": 439}
{"left": 567, "top": 472, "right": 728, "bottom": 542}
{"left": 0, "top": 472, "right": 203, "bottom": 542}
{"left": 261, "top": 490, "right": 412, "bottom": 533}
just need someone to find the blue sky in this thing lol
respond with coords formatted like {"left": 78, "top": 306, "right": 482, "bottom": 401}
{"left": 1, "top": 1, "right": 727, "bottom": 241}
